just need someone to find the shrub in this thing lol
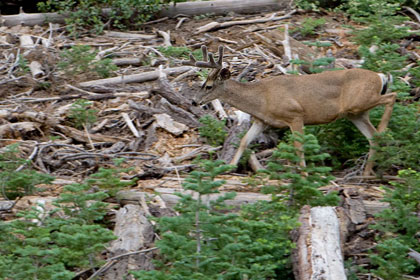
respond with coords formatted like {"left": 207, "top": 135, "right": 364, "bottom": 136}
{"left": 131, "top": 159, "right": 298, "bottom": 279}
{"left": 198, "top": 115, "right": 228, "bottom": 147}
{"left": 261, "top": 133, "right": 339, "bottom": 211}
{"left": 0, "top": 144, "right": 54, "bottom": 200}
{"left": 58, "top": 45, "right": 117, "bottom": 78}
{"left": 0, "top": 175, "right": 116, "bottom": 279}
{"left": 68, "top": 99, "right": 97, "bottom": 129}
{"left": 369, "top": 169, "right": 420, "bottom": 279}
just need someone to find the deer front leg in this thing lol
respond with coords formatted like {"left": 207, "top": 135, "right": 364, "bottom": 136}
{"left": 230, "top": 119, "right": 265, "bottom": 166}
{"left": 289, "top": 119, "right": 306, "bottom": 169}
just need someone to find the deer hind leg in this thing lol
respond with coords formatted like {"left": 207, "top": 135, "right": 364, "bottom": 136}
{"left": 348, "top": 112, "right": 378, "bottom": 176}
{"left": 230, "top": 119, "right": 265, "bottom": 166}
{"left": 377, "top": 92, "right": 397, "bottom": 133}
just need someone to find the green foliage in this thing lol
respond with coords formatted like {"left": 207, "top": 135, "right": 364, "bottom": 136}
{"left": 372, "top": 103, "right": 420, "bottom": 173}
{"left": 17, "top": 54, "right": 30, "bottom": 74}
{"left": 131, "top": 159, "right": 298, "bottom": 279}
{"left": 157, "top": 46, "right": 203, "bottom": 60}
{"left": 292, "top": 18, "right": 326, "bottom": 37}
{"left": 0, "top": 144, "right": 54, "bottom": 200}
{"left": 261, "top": 133, "right": 339, "bottom": 211}
{"left": 307, "top": 101, "right": 420, "bottom": 172}
{"left": 309, "top": 57, "right": 339, "bottom": 73}
{"left": 68, "top": 99, "right": 97, "bottom": 129}
{"left": 86, "top": 166, "right": 134, "bottom": 196}
{"left": 343, "top": 0, "right": 402, "bottom": 21}
{"left": 369, "top": 169, "right": 420, "bottom": 279}
{"left": 359, "top": 44, "right": 408, "bottom": 73}
{"left": 38, "top": 0, "right": 177, "bottom": 36}
{"left": 58, "top": 45, "right": 117, "bottom": 78}
{"left": 354, "top": 21, "right": 410, "bottom": 46}
{"left": 0, "top": 172, "right": 116, "bottom": 280}
{"left": 198, "top": 115, "right": 228, "bottom": 147}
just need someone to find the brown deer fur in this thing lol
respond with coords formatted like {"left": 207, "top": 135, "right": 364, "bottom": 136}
{"left": 185, "top": 46, "right": 396, "bottom": 175}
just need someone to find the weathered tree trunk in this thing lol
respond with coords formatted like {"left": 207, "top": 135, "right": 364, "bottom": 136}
{"left": 0, "top": 0, "right": 290, "bottom": 27}
{"left": 102, "top": 204, "right": 155, "bottom": 280}
{"left": 293, "top": 206, "right": 347, "bottom": 280}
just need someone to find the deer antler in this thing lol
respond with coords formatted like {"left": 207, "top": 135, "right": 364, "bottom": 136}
{"left": 181, "top": 45, "right": 224, "bottom": 69}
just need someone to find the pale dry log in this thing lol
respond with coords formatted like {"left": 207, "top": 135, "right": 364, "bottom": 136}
{"left": 55, "top": 124, "right": 129, "bottom": 143}
{"left": 196, "top": 10, "right": 296, "bottom": 33}
{"left": 121, "top": 112, "right": 141, "bottom": 138}
{"left": 157, "top": 97, "right": 201, "bottom": 127}
{"left": 104, "top": 31, "right": 157, "bottom": 40}
{"left": 19, "top": 34, "right": 34, "bottom": 48}
{"left": 161, "top": 0, "right": 291, "bottom": 18}
{"left": 293, "top": 206, "right": 347, "bottom": 280}
{"left": 1, "top": 0, "right": 290, "bottom": 27}
{"left": 157, "top": 30, "right": 171, "bottom": 46}
{"left": 0, "top": 122, "right": 41, "bottom": 138}
{"left": 117, "top": 189, "right": 271, "bottom": 208}
{"left": 78, "top": 66, "right": 192, "bottom": 88}
{"left": 111, "top": 57, "right": 142, "bottom": 66}
{"left": 153, "top": 113, "right": 188, "bottom": 136}
{"left": 102, "top": 204, "right": 155, "bottom": 280}
{"left": 1, "top": 12, "right": 65, "bottom": 26}
{"left": 29, "top": 61, "right": 44, "bottom": 78}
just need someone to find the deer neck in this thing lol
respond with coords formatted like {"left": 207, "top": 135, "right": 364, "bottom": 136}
{"left": 217, "top": 80, "right": 264, "bottom": 116}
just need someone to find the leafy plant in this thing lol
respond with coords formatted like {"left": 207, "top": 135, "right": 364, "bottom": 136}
{"left": 58, "top": 45, "right": 117, "bottom": 78}
{"left": 86, "top": 166, "right": 134, "bottom": 196}
{"left": 17, "top": 54, "right": 30, "bottom": 74}
{"left": 157, "top": 46, "right": 203, "bottom": 60}
{"left": 68, "top": 99, "right": 97, "bottom": 129}
{"left": 369, "top": 169, "right": 420, "bottom": 279}
{"left": 292, "top": 18, "right": 326, "bottom": 37}
{"left": 0, "top": 144, "right": 54, "bottom": 200}
{"left": 198, "top": 115, "right": 228, "bottom": 147}
{"left": 0, "top": 173, "right": 116, "bottom": 280}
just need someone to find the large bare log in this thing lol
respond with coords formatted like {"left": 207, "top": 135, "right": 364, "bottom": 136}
{"left": 78, "top": 66, "right": 192, "bottom": 88}
{"left": 159, "top": 0, "right": 290, "bottom": 18}
{"left": 117, "top": 189, "right": 271, "bottom": 208}
{"left": 102, "top": 204, "right": 155, "bottom": 280}
{"left": 293, "top": 206, "right": 347, "bottom": 280}
{"left": 1, "top": 0, "right": 290, "bottom": 27}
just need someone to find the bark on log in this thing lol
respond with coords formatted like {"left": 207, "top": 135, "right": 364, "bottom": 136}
{"left": 1, "top": 0, "right": 290, "bottom": 27}
{"left": 103, "top": 204, "right": 155, "bottom": 280}
{"left": 293, "top": 206, "right": 347, "bottom": 280}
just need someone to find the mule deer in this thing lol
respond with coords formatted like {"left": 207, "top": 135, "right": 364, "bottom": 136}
{"left": 183, "top": 45, "right": 396, "bottom": 176}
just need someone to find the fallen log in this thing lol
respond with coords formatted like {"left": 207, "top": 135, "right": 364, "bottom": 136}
{"left": 293, "top": 206, "right": 347, "bottom": 280}
{"left": 102, "top": 204, "right": 155, "bottom": 279}
{"left": 1, "top": 0, "right": 290, "bottom": 27}
{"left": 78, "top": 66, "right": 192, "bottom": 88}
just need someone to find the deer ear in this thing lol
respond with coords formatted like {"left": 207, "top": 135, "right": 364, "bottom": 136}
{"left": 220, "top": 68, "right": 231, "bottom": 80}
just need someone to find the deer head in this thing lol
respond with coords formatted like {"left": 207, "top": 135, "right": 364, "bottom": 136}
{"left": 182, "top": 45, "right": 231, "bottom": 104}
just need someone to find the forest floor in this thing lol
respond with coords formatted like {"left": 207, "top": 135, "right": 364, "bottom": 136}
{"left": 0, "top": 6, "right": 419, "bottom": 279}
